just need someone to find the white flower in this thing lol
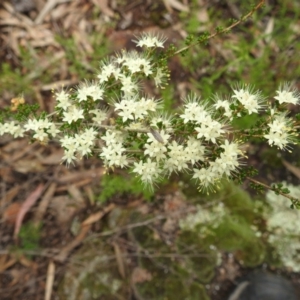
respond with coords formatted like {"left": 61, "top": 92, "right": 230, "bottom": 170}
{"left": 132, "top": 160, "right": 144, "bottom": 175}
{"left": 0, "top": 123, "right": 5, "bottom": 135}
{"left": 97, "top": 61, "right": 117, "bottom": 83}
{"left": 60, "top": 135, "right": 76, "bottom": 149}
{"left": 100, "top": 139, "right": 128, "bottom": 168}
{"left": 192, "top": 166, "right": 219, "bottom": 190}
{"left": 264, "top": 114, "right": 295, "bottom": 150}
{"left": 264, "top": 131, "right": 289, "bottom": 150}
{"left": 213, "top": 98, "right": 233, "bottom": 119}
{"left": 38, "top": 118, "right": 51, "bottom": 129}
{"left": 24, "top": 118, "right": 39, "bottom": 131}
{"left": 2, "top": 121, "right": 25, "bottom": 138}
{"left": 133, "top": 33, "right": 166, "bottom": 48}
{"left": 220, "top": 140, "right": 242, "bottom": 157}
{"left": 114, "top": 99, "right": 136, "bottom": 122}
{"left": 101, "top": 130, "right": 124, "bottom": 145}
{"left": 195, "top": 119, "right": 225, "bottom": 143}
{"left": 81, "top": 127, "right": 97, "bottom": 145}
{"left": 232, "top": 85, "right": 264, "bottom": 115}
{"left": 126, "top": 121, "right": 145, "bottom": 131}
{"left": 274, "top": 83, "right": 300, "bottom": 105}
{"left": 10, "top": 124, "right": 25, "bottom": 138}
{"left": 87, "top": 84, "right": 104, "bottom": 100}
{"left": 62, "top": 106, "right": 84, "bottom": 124}
{"left": 180, "top": 95, "right": 212, "bottom": 124}
{"left": 77, "top": 85, "right": 90, "bottom": 102}
{"left": 90, "top": 108, "right": 107, "bottom": 124}
{"left": 132, "top": 158, "right": 160, "bottom": 186}
{"left": 208, "top": 140, "right": 243, "bottom": 177}
{"left": 105, "top": 153, "right": 129, "bottom": 168}
{"left": 47, "top": 123, "right": 60, "bottom": 137}
{"left": 153, "top": 67, "right": 168, "bottom": 87}
{"left": 120, "top": 76, "right": 139, "bottom": 97}
{"left": 122, "top": 51, "right": 153, "bottom": 76}
{"left": 149, "top": 112, "right": 172, "bottom": 129}
{"left": 24, "top": 118, "right": 51, "bottom": 131}
{"left": 55, "top": 90, "right": 71, "bottom": 111}
{"left": 77, "top": 82, "right": 105, "bottom": 102}
{"left": 185, "top": 137, "right": 205, "bottom": 164}
{"left": 164, "top": 141, "right": 189, "bottom": 173}
{"left": 266, "top": 183, "right": 300, "bottom": 271}
{"left": 62, "top": 149, "right": 76, "bottom": 165}
{"left": 33, "top": 129, "right": 48, "bottom": 142}
{"left": 144, "top": 141, "right": 167, "bottom": 161}
{"left": 77, "top": 143, "right": 92, "bottom": 157}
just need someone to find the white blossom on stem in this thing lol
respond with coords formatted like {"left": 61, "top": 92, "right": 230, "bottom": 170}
{"left": 133, "top": 33, "right": 166, "bottom": 48}
{"left": 132, "top": 158, "right": 161, "bottom": 186}
{"left": 76, "top": 82, "right": 104, "bottom": 102}
{"left": 274, "top": 83, "right": 300, "bottom": 105}
{"left": 232, "top": 85, "right": 265, "bottom": 115}
{"left": 55, "top": 90, "right": 71, "bottom": 111}
{"left": 62, "top": 106, "right": 84, "bottom": 124}
{"left": 264, "top": 113, "right": 295, "bottom": 150}
{"left": 195, "top": 117, "right": 225, "bottom": 144}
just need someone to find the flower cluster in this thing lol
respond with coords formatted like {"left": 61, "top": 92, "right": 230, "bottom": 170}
{"left": 0, "top": 33, "right": 299, "bottom": 192}
{"left": 263, "top": 112, "right": 296, "bottom": 150}
{"left": 266, "top": 183, "right": 300, "bottom": 271}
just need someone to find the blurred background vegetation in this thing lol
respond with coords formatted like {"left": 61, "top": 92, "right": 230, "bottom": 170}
{"left": 1, "top": 0, "right": 300, "bottom": 299}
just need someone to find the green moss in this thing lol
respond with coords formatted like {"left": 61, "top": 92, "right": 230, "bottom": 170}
{"left": 98, "top": 174, "right": 154, "bottom": 203}
{"left": 19, "top": 222, "right": 42, "bottom": 251}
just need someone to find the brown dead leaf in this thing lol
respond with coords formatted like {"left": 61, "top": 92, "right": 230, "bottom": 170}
{"left": 282, "top": 160, "right": 300, "bottom": 180}
{"left": 14, "top": 184, "right": 44, "bottom": 240}
{"left": 0, "top": 185, "right": 20, "bottom": 207}
{"left": 3, "top": 202, "right": 22, "bottom": 225}
{"left": 81, "top": 203, "right": 116, "bottom": 226}
{"left": 13, "top": 159, "right": 45, "bottom": 173}
{"left": 19, "top": 255, "right": 38, "bottom": 270}
{"left": 8, "top": 269, "right": 25, "bottom": 287}
{"left": 39, "top": 148, "right": 64, "bottom": 165}
{"left": 34, "top": 0, "right": 61, "bottom": 24}
{"left": 33, "top": 182, "right": 57, "bottom": 225}
{"left": 54, "top": 224, "right": 91, "bottom": 263}
{"left": 56, "top": 178, "right": 94, "bottom": 192}
{"left": 91, "top": 0, "right": 114, "bottom": 18}
{"left": 2, "top": 139, "right": 28, "bottom": 153}
{"left": 67, "top": 185, "right": 86, "bottom": 206}
{"left": 50, "top": 196, "right": 78, "bottom": 224}
{"left": 0, "top": 166, "right": 15, "bottom": 183}
{"left": 83, "top": 185, "right": 95, "bottom": 205}
{"left": 57, "top": 167, "right": 104, "bottom": 184}
{"left": 10, "top": 142, "right": 38, "bottom": 162}
{"left": 0, "top": 255, "right": 17, "bottom": 272}
{"left": 113, "top": 242, "right": 126, "bottom": 279}
{"left": 131, "top": 267, "right": 152, "bottom": 284}
{"left": 163, "top": 0, "right": 189, "bottom": 13}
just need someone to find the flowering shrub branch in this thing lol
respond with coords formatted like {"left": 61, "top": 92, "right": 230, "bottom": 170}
{"left": 174, "top": 0, "right": 266, "bottom": 56}
{"left": 1, "top": 0, "right": 299, "bottom": 206}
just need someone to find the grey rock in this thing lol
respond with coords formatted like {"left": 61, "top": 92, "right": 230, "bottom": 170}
{"left": 229, "top": 271, "right": 297, "bottom": 300}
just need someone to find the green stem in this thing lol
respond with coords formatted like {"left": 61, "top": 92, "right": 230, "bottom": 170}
{"left": 174, "top": 0, "right": 265, "bottom": 56}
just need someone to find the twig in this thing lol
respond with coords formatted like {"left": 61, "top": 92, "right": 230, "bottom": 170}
{"left": 247, "top": 177, "right": 300, "bottom": 204}
{"left": 174, "top": 0, "right": 265, "bottom": 56}
{"left": 44, "top": 260, "right": 55, "bottom": 300}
